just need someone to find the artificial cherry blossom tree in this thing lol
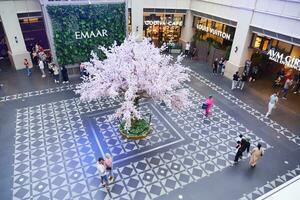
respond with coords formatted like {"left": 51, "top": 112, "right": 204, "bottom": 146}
{"left": 76, "top": 35, "right": 190, "bottom": 131}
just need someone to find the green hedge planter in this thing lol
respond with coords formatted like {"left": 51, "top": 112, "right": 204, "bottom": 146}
{"left": 119, "top": 119, "right": 151, "bottom": 140}
{"left": 47, "top": 3, "right": 126, "bottom": 66}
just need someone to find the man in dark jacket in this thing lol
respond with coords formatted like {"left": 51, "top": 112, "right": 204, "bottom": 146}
{"left": 232, "top": 71, "right": 239, "bottom": 90}
{"left": 213, "top": 58, "right": 218, "bottom": 74}
{"left": 234, "top": 138, "right": 250, "bottom": 163}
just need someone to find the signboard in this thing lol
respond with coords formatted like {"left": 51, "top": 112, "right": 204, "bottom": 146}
{"left": 144, "top": 20, "right": 183, "bottom": 26}
{"left": 46, "top": 3, "right": 126, "bottom": 66}
{"left": 267, "top": 49, "right": 300, "bottom": 70}
{"left": 196, "top": 24, "right": 231, "bottom": 40}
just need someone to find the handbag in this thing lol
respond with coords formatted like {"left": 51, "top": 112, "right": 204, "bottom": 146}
{"left": 202, "top": 103, "right": 208, "bottom": 109}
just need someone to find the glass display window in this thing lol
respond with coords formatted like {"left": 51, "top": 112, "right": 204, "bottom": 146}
{"left": 143, "top": 13, "right": 184, "bottom": 46}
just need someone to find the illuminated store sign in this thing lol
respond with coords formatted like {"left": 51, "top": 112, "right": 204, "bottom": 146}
{"left": 267, "top": 49, "right": 300, "bottom": 70}
{"left": 144, "top": 20, "right": 183, "bottom": 26}
{"left": 75, "top": 29, "right": 108, "bottom": 40}
{"left": 196, "top": 24, "right": 231, "bottom": 40}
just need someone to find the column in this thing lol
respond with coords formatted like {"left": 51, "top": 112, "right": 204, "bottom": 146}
{"left": 0, "top": 1, "right": 32, "bottom": 70}
{"left": 225, "top": 12, "right": 253, "bottom": 78}
{"left": 130, "top": 0, "right": 144, "bottom": 40}
{"left": 180, "top": 10, "right": 194, "bottom": 43}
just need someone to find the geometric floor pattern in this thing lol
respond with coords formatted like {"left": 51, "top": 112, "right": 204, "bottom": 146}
{"left": 239, "top": 166, "right": 300, "bottom": 200}
{"left": 13, "top": 84, "right": 270, "bottom": 200}
{"left": 0, "top": 84, "right": 77, "bottom": 103}
{"left": 189, "top": 71, "right": 300, "bottom": 146}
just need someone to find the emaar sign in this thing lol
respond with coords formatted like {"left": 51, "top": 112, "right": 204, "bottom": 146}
{"left": 267, "top": 49, "right": 300, "bottom": 70}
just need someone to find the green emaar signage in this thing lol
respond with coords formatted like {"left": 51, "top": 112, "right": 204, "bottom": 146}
{"left": 47, "top": 3, "right": 126, "bottom": 66}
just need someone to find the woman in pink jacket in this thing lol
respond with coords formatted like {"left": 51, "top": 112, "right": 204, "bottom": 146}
{"left": 205, "top": 95, "right": 213, "bottom": 117}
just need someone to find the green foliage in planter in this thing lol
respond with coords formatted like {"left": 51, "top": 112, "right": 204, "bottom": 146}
{"left": 119, "top": 119, "right": 150, "bottom": 137}
{"left": 47, "top": 3, "right": 126, "bottom": 66}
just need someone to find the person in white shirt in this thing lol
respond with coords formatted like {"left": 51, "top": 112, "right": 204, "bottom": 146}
{"left": 38, "top": 59, "right": 46, "bottom": 78}
{"left": 96, "top": 157, "right": 109, "bottom": 189}
{"left": 266, "top": 92, "right": 279, "bottom": 117}
{"left": 185, "top": 42, "right": 190, "bottom": 56}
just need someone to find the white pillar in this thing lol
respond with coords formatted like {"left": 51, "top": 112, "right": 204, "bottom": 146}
{"left": 225, "top": 11, "right": 252, "bottom": 78}
{"left": 131, "top": 0, "right": 144, "bottom": 40}
{"left": 180, "top": 10, "right": 194, "bottom": 43}
{"left": 0, "top": 1, "right": 32, "bottom": 70}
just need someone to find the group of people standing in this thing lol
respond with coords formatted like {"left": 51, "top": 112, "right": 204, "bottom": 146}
{"left": 24, "top": 42, "right": 69, "bottom": 84}
{"left": 231, "top": 71, "right": 248, "bottom": 90}
{"left": 272, "top": 69, "right": 300, "bottom": 100}
{"left": 213, "top": 57, "right": 226, "bottom": 75}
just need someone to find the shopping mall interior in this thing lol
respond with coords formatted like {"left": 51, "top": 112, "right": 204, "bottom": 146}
{"left": 0, "top": 0, "right": 300, "bottom": 200}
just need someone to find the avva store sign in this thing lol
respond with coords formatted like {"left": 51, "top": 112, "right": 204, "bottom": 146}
{"left": 267, "top": 49, "right": 300, "bottom": 70}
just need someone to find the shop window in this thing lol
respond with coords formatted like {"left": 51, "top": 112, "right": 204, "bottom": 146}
{"left": 252, "top": 35, "right": 262, "bottom": 49}
{"left": 277, "top": 41, "right": 292, "bottom": 54}
{"left": 18, "top": 13, "right": 49, "bottom": 52}
{"left": 271, "top": 39, "right": 278, "bottom": 48}
{"left": 262, "top": 39, "right": 269, "bottom": 51}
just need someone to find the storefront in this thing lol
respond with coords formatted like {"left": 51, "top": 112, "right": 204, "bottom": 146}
{"left": 249, "top": 33, "right": 300, "bottom": 78}
{"left": 191, "top": 15, "right": 236, "bottom": 65}
{"left": 0, "top": 21, "right": 8, "bottom": 59}
{"left": 17, "top": 12, "right": 49, "bottom": 53}
{"left": 193, "top": 16, "right": 236, "bottom": 59}
{"left": 143, "top": 11, "right": 185, "bottom": 47}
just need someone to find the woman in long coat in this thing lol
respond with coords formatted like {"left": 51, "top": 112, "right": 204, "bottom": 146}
{"left": 249, "top": 143, "right": 264, "bottom": 168}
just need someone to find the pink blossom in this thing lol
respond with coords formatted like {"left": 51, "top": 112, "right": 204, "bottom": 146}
{"left": 76, "top": 34, "right": 190, "bottom": 129}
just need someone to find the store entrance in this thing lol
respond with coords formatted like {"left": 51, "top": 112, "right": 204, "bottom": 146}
{"left": 143, "top": 13, "right": 184, "bottom": 47}
{"left": 0, "top": 21, "right": 9, "bottom": 61}
{"left": 18, "top": 12, "right": 50, "bottom": 54}
{"left": 245, "top": 34, "right": 300, "bottom": 114}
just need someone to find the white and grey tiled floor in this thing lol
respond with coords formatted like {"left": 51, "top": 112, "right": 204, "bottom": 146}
{"left": 12, "top": 84, "right": 272, "bottom": 200}
{"left": 189, "top": 71, "right": 300, "bottom": 146}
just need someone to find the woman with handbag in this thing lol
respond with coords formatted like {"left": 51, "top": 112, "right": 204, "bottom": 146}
{"left": 249, "top": 143, "right": 264, "bottom": 168}
{"left": 202, "top": 95, "right": 213, "bottom": 117}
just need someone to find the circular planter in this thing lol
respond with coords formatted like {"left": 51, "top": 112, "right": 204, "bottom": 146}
{"left": 119, "top": 119, "right": 151, "bottom": 140}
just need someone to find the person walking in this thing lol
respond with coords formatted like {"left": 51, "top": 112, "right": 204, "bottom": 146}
{"left": 38, "top": 59, "right": 46, "bottom": 78}
{"left": 234, "top": 138, "right": 250, "bottom": 164}
{"left": 218, "top": 58, "right": 224, "bottom": 74}
{"left": 232, "top": 71, "right": 239, "bottom": 90}
{"left": 249, "top": 143, "right": 264, "bottom": 168}
{"left": 248, "top": 66, "right": 258, "bottom": 82}
{"left": 266, "top": 92, "right": 279, "bottom": 117}
{"left": 221, "top": 60, "right": 226, "bottom": 76}
{"left": 53, "top": 64, "right": 60, "bottom": 83}
{"left": 24, "top": 58, "right": 33, "bottom": 77}
{"left": 96, "top": 158, "right": 109, "bottom": 189}
{"left": 185, "top": 42, "right": 190, "bottom": 56}
{"left": 104, "top": 153, "right": 114, "bottom": 182}
{"left": 61, "top": 66, "right": 69, "bottom": 83}
{"left": 293, "top": 72, "right": 300, "bottom": 94}
{"left": 213, "top": 58, "right": 218, "bottom": 74}
{"left": 239, "top": 72, "right": 247, "bottom": 90}
{"left": 203, "top": 95, "right": 213, "bottom": 117}
{"left": 281, "top": 78, "right": 292, "bottom": 99}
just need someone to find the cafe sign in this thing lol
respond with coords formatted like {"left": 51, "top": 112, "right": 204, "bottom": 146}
{"left": 196, "top": 24, "right": 231, "bottom": 40}
{"left": 267, "top": 49, "right": 300, "bottom": 70}
{"left": 144, "top": 20, "right": 183, "bottom": 26}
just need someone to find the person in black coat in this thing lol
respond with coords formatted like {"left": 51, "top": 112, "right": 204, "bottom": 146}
{"left": 234, "top": 138, "right": 250, "bottom": 164}
{"left": 61, "top": 66, "right": 69, "bottom": 83}
{"left": 213, "top": 58, "right": 218, "bottom": 74}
